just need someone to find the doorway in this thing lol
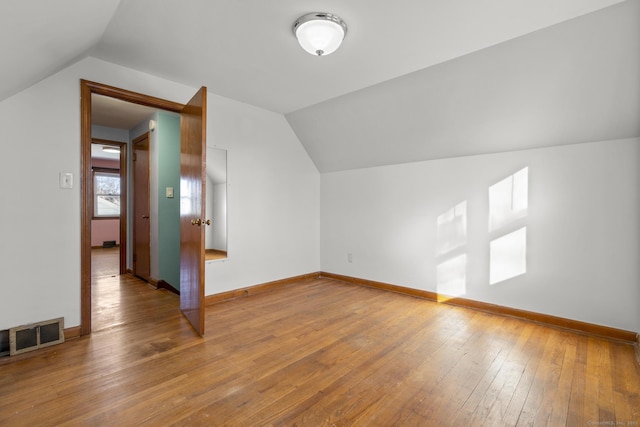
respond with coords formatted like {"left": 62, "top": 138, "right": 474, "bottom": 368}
{"left": 91, "top": 139, "right": 127, "bottom": 278}
{"left": 80, "top": 80, "right": 207, "bottom": 336}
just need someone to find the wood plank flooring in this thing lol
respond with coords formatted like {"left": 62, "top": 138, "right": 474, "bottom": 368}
{"left": 205, "top": 249, "right": 228, "bottom": 261}
{"left": 91, "top": 246, "right": 120, "bottom": 278}
{"left": 1, "top": 274, "right": 638, "bottom": 425}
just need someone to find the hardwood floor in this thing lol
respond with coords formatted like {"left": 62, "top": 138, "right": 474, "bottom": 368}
{"left": 1, "top": 274, "right": 638, "bottom": 426}
{"left": 91, "top": 246, "right": 120, "bottom": 278}
{"left": 205, "top": 249, "right": 228, "bottom": 261}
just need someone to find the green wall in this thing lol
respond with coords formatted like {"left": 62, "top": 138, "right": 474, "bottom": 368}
{"left": 157, "top": 111, "right": 181, "bottom": 289}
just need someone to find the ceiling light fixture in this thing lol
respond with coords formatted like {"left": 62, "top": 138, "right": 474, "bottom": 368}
{"left": 102, "top": 146, "right": 120, "bottom": 154}
{"left": 292, "top": 13, "right": 347, "bottom": 56}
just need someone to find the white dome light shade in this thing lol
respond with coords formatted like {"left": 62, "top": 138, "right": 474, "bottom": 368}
{"left": 293, "top": 13, "right": 347, "bottom": 56}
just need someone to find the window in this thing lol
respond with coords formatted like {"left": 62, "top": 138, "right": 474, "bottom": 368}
{"left": 93, "top": 168, "right": 121, "bottom": 218}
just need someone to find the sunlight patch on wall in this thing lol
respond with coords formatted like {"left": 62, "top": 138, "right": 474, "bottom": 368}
{"left": 436, "top": 201, "right": 467, "bottom": 300}
{"left": 437, "top": 201, "right": 467, "bottom": 255}
{"left": 489, "top": 167, "right": 528, "bottom": 285}
{"left": 489, "top": 167, "right": 528, "bottom": 231}
{"left": 437, "top": 254, "right": 467, "bottom": 299}
{"left": 490, "top": 227, "right": 527, "bottom": 285}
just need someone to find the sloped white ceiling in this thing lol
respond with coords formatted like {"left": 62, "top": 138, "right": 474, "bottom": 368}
{"left": 1, "top": 0, "right": 637, "bottom": 172}
{"left": 90, "top": 0, "right": 626, "bottom": 114}
{"left": 0, "top": 0, "right": 121, "bottom": 101}
{"left": 286, "top": 0, "right": 640, "bottom": 172}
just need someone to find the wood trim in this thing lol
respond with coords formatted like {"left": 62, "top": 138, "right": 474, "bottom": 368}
{"left": 320, "top": 272, "right": 438, "bottom": 301}
{"left": 320, "top": 272, "right": 638, "bottom": 343}
{"left": 81, "top": 80, "right": 185, "bottom": 113}
{"left": 636, "top": 334, "right": 640, "bottom": 365}
{"left": 92, "top": 137, "right": 124, "bottom": 146}
{"left": 80, "top": 80, "right": 92, "bottom": 336}
{"left": 443, "top": 296, "right": 637, "bottom": 343}
{"left": 158, "top": 280, "right": 180, "bottom": 295}
{"left": 64, "top": 326, "right": 81, "bottom": 340}
{"left": 80, "top": 80, "right": 187, "bottom": 336}
{"left": 205, "top": 272, "right": 321, "bottom": 305}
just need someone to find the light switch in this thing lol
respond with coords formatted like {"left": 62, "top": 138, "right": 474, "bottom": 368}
{"left": 59, "top": 172, "right": 73, "bottom": 189}
{"left": 166, "top": 187, "right": 174, "bottom": 198}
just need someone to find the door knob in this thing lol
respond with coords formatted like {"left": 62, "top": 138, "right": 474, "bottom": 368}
{"left": 142, "top": 215, "right": 149, "bottom": 219}
{"left": 203, "top": 219, "right": 211, "bottom": 226}
{"left": 191, "top": 218, "right": 202, "bottom": 226}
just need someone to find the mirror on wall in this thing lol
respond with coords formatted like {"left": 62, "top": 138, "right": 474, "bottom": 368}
{"left": 205, "top": 147, "right": 228, "bottom": 261}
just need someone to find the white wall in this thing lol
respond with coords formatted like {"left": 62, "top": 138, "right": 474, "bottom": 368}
{"left": 2, "top": 53, "right": 633, "bottom": 335}
{"left": 321, "top": 138, "right": 640, "bottom": 332}
{"left": 204, "top": 93, "right": 320, "bottom": 293}
{"left": 92, "top": 125, "right": 129, "bottom": 142}
{"left": 0, "top": 56, "right": 320, "bottom": 330}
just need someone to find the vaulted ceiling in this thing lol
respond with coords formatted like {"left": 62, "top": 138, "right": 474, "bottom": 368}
{"left": 2, "top": 0, "right": 637, "bottom": 172}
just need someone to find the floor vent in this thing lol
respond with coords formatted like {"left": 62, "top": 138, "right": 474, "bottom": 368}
{"left": 0, "top": 329, "right": 9, "bottom": 357}
{"left": 103, "top": 240, "right": 116, "bottom": 248}
{"left": 9, "top": 318, "right": 65, "bottom": 356}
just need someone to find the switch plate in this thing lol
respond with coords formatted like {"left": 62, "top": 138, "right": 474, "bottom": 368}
{"left": 59, "top": 172, "right": 73, "bottom": 189}
{"left": 166, "top": 187, "right": 174, "bottom": 198}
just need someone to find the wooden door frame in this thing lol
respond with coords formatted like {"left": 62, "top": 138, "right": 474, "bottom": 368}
{"left": 81, "top": 80, "right": 185, "bottom": 336}
{"left": 91, "top": 139, "right": 128, "bottom": 275}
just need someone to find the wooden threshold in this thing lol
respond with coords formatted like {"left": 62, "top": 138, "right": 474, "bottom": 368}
{"left": 320, "top": 272, "right": 638, "bottom": 343}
